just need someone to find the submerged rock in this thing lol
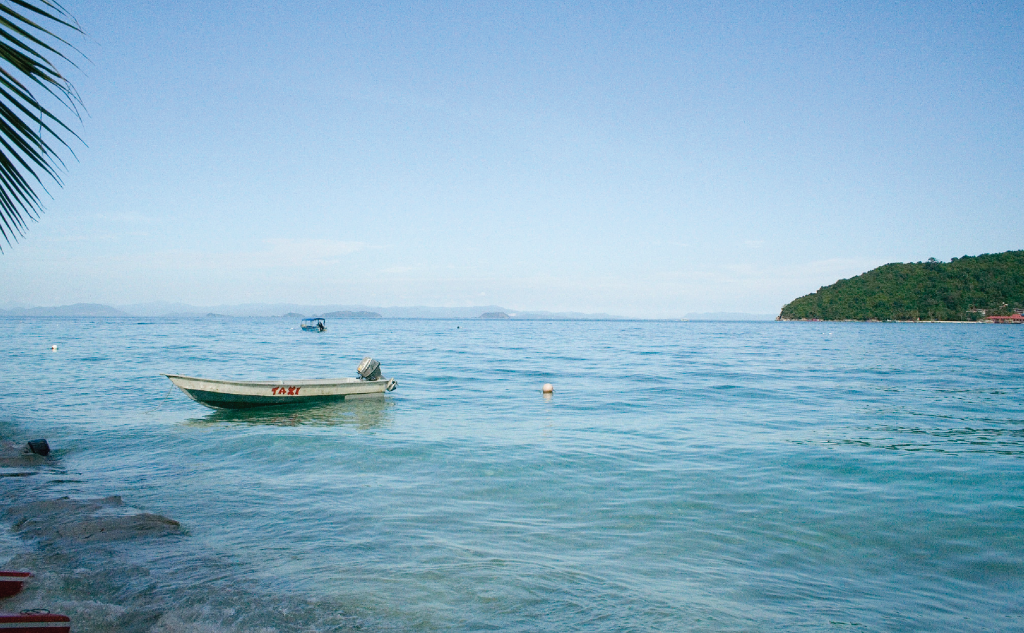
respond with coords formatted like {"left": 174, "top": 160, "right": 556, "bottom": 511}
{"left": 3, "top": 496, "right": 181, "bottom": 543}
{"left": 0, "top": 440, "right": 49, "bottom": 467}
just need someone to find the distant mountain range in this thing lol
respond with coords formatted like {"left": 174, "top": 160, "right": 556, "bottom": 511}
{"left": 322, "top": 311, "right": 383, "bottom": 319}
{"left": 683, "top": 312, "right": 776, "bottom": 321}
{"left": 0, "top": 302, "right": 627, "bottom": 320}
{"left": 0, "top": 303, "right": 129, "bottom": 317}
{"left": 0, "top": 302, "right": 779, "bottom": 321}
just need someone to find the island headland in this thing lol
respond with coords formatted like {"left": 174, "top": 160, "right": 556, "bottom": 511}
{"left": 778, "top": 250, "right": 1024, "bottom": 321}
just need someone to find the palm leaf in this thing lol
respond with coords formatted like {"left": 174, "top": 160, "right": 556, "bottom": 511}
{"left": 0, "top": 0, "right": 82, "bottom": 252}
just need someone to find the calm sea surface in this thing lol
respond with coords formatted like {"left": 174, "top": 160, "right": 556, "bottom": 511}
{"left": 0, "top": 318, "right": 1022, "bottom": 631}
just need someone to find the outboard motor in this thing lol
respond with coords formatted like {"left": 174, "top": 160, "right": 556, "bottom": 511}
{"left": 357, "top": 357, "right": 382, "bottom": 381}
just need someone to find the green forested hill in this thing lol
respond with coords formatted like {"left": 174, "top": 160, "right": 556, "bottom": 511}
{"left": 778, "top": 251, "right": 1024, "bottom": 321}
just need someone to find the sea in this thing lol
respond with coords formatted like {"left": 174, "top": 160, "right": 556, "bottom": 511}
{"left": 0, "top": 317, "right": 1021, "bottom": 632}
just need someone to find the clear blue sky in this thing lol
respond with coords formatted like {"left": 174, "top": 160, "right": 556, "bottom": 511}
{"left": 1, "top": 0, "right": 1021, "bottom": 317}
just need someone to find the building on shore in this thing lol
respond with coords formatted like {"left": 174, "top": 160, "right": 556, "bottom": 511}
{"left": 984, "top": 313, "right": 1024, "bottom": 324}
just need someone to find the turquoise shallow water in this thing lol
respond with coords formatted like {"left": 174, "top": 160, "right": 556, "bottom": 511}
{"left": 0, "top": 318, "right": 1022, "bottom": 631}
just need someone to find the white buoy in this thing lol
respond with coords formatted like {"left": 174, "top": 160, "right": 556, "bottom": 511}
{"left": 542, "top": 383, "right": 553, "bottom": 394}
{"left": 50, "top": 345, "right": 58, "bottom": 351}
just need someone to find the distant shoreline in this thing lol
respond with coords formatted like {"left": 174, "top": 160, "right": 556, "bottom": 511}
{"left": 0, "top": 303, "right": 773, "bottom": 321}
{"left": 0, "top": 314, "right": 684, "bottom": 322}
{"left": 0, "top": 303, "right": 627, "bottom": 320}
{"left": 6, "top": 314, "right": 1015, "bottom": 324}
{"left": 776, "top": 318, "right": 992, "bottom": 324}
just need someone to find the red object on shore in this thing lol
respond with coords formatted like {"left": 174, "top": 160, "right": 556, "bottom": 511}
{"left": 985, "top": 313, "right": 1024, "bottom": 323}
{"left": 0, "top": 572, "right": 31, "bottom": 599}
{"left": 0, "top": 612, "right": 70, "bottom": 632}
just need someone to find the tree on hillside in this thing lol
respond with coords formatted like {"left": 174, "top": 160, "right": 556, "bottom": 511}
{"left": 0, "top": 0, "right": 83, "bottom": 252}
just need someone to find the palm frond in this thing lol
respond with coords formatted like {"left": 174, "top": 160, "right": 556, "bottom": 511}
{"left": 0, "top": 0, "right": 82, "bottom": 252}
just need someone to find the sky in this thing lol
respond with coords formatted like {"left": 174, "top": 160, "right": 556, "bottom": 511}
{"left": 0, "top": 0, "right": 1021, "bottom": 318}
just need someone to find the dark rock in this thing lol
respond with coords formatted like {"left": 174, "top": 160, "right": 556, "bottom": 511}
{"left": 0, "top": 441, "right": 47, "bottom": 467}
{"left": 27, "top": 439, "right": 50, "bottom": 456}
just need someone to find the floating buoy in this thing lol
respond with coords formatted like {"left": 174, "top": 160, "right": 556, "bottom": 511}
{"left": 0, "top": 571, "right": 31, "bottom": 598}
{"left": 542, "top": 383, "right": 554, "bottom": 394}
{"left": 50, "top": 345, "right": 58, "bottom": 351}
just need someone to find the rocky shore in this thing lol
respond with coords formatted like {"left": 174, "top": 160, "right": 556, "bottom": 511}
{"left": 1, "top": 437, "right": 367, "bottom": 632}
{"left": 0, "top": 439, "right": 185, "bottom": 631}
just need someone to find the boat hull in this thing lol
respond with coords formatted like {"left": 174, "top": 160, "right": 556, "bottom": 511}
{"left": 165, "top": 374, "right": 397, "bottom": 409}
{"left": 0, "top": 613, "right": 70, "bottom": 632}
{"left": 0, "top": 571, "right": 30, "bottom": 598}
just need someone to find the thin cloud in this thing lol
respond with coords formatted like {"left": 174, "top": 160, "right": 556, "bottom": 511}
{"left": 261, "top": 239, "right": 369, "bottom": 266}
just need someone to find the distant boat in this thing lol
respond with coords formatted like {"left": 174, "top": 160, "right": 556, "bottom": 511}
{"left": 165, "top": 358, "right": 396, "bottom": 409}
{"left": 301, "top": 317, "right": 326, "bottom": 332}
